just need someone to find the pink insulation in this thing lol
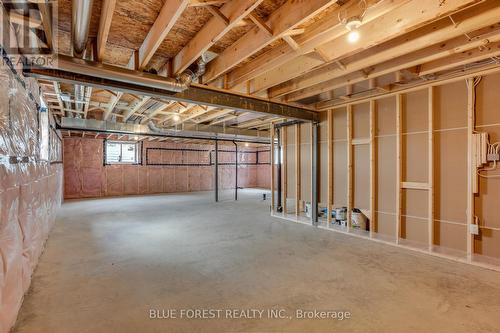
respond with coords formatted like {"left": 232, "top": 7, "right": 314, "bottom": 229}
{"left": 63, "top": 139, "right": 270, "bottom": 199}
{"left": 0, "top": 66, "right": 63, "bottom": 333}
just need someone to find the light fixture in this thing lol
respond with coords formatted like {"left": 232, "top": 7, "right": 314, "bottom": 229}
{"left": 134, "top": 136, "right": 139, "bottom": 141}
{"left": 245, "top": 142, "right": 250, "bottom": 147}
{"left": 173, "top": 114, "right": 180, "bottom": 122}
{"left": 345, "top": 16, "right": 362, "bottom": 44}
{"left": 338, "top": 0, "right": 366, "bottom": 44}
{"left": 347, "top": 29, "right": 360, "bottom": 43}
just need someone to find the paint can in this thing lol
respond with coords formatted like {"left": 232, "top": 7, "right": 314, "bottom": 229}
{"left": 352, "top": 208, "right": 368, "bottom": 230}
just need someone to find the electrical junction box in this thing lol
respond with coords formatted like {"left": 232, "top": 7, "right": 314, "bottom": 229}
{"left": 469, "top": 224, "right": 479, "bottom": 235}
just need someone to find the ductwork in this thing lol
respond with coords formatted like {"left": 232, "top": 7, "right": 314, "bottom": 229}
{"left": 72, "top": 0, "right": 94, "bottom": 117}
{"left": 177, "top": 54, "right": 208, "bottom": 86}
{"left": 72, "top": 0, "right": 94, "bottom": 58}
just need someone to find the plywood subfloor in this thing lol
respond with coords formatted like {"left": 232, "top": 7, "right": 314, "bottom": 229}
{"left": 13, "top": 189, "right": 500, "bottom": 333}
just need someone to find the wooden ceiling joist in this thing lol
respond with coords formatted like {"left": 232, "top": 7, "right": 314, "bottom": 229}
{"left": 138, "top": 0, "right": 190, "bottom": 70}
{"left": 271, "top": 0, "right": 500, "bottom": 100}
{"left": 225, "top": 0, "right": 396, "bottom": 89}
{"left": 103, "top": 92, "right": 123, "bottom": 120}
{"left": 172, "top": 0, "right": 263, "bottom": 75}
{"left": 123, "top": 96, "right": 151, "bottom": 122}
{"left": 37, "top": 1, "right": 54, "bottom": 50}
{"left": 255, "top": 0, "right": 483, "bottom": 96}
{"left": 202, "top": 0, "right": 339, "bottom": 83}
{"left": 287, "top": 24, "right": 500, "bottom": 103}
{"left": 96, "top": 0, "right": 117, "bottom": 62}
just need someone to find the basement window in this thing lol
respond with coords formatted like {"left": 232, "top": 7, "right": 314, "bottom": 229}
{"left": 105, "top": 141, "right": 139, "bottom": 164}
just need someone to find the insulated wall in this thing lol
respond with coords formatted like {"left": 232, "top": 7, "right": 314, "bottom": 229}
{"left": 63, "top": 138, "right": 270, "bottom": 199}
{"left": 0, "top": 67, "right": 63, "bottom": 333}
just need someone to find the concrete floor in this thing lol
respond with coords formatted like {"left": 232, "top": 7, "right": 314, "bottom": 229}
{"left": 13, "top": 189, "right": 500, "bottom": 333}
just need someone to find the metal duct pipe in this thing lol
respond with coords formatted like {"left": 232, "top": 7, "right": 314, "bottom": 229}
{"left": 72, "top": 0, "right": 94, "bottom": 58}
{"left": 55, "top": 55, "right": 188, "bottom": 93}
{"left": 72, "top": 0, "right": 93, "bottom": 116}
{"left": 177, "top": 55, "right": 208, "bottom": 86}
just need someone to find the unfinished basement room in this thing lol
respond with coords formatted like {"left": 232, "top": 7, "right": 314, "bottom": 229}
{"left": 1, "top": 0, "right": 500, "bottom": 332}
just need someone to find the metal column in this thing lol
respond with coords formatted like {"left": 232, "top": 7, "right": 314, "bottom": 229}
{"left": 276, "top": 127, "right": 283, "bottom": 213}
{"left": 215, "top": 140, "right": 219, "bottom": 202}
{"left": 311, "top": 123, "right": 319, "bottom": 225}
{"left": 233, "top": 141, "right": 238, "bottom": 201}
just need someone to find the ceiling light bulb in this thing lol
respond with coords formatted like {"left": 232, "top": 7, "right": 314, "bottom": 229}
{"left": 173, "top": 114, "right": 180, "bottom": 122}
{"left": 245, "top": 142, "right": 249, "bottom": 147}
{"left": 347, "top": 30, "right": 360, "bottom": 43}
{"left": 134, "top": 136, "right": 139, "bottom": 141}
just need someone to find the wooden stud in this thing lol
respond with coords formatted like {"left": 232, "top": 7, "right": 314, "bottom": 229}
{"left": 346, "top": 105, "right": 352, "bottom": 231}
{"left": 295, "top": 123, "right": 301, "bottom": 216}
{"left": 466, "top": 77, "right": 475, "bottom": 262}
{"left": 428, "top": 86, "right": 434, "bottom": 251}
{"left": 369, "top": 97, "right": 376, "bottom": 237}
{"left": 396, "top": 93, "right": 403, "bottom": 244}
{"left": 327, "top": 109, "right": 333, "bottom": 225}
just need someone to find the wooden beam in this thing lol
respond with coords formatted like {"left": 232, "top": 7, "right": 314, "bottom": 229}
{"left": 173, "top": 0, "right": 262, "bottom": 74}
{"left": 295, "top": 123, "right": 300, "bottom": 216}
{"left": 282, "top": 35, "right": 301, "bottom": 52}
{"left": 206, "top": 5, "right": 230, "bottom": 25}
{"left": 428, "top": 86, "right": 434, "bottom": 251}
{"left": 37, "top": 1, "right": 53, "bottom": 50}
{"left": 203, "top": 0, "right": 338, "bottom": 82}
{"left": 123, "top": 96, "right": 151, "bottom": 122}
{"left": 103, "top": 92, "right": 123, "bottom": 120}
{"left": 418, "top": 39, "right": 500, "bottom": 76}
{"left": 140, "top": 101, "right": 168, "bottom": 124}
{"left": 97, "top": 0, "right": 117, "bottom": 62}
{"left": 267, "top": 0, "right": 496, "bottom": 98}
{"left": 401, "top": 182, "right": 430, "bottom": 190}
{"left": 138, "top": 0, "right": 189, "bottom": 70}
{"left": 248, "top": 13, "right": 273, "bottom": 37}
{"left": 225, "top": 0, "right": 392, "bottom": 88}
{"left": 189, "top": 0, "right": 229, "bottom": 6}
{"left": 195, "top": 108, "right": 232, "bottom": 123}
{"left": 396, "top": 94, "right": 402, "bottom": 244}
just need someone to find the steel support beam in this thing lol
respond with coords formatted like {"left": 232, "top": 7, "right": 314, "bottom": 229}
{"left": 234, "top": 141, "right": 238, "bottom": 201}
{"left": 215, "top": 140, "right": 219, "bottom": 202}
{"left": 25, "top": 56, "right": 319, "bottom": 121}
{"left": 311, "top": 123, "right": 319, "bottom": 225}
{"left": 276, "top": 127, "right": 283, "bottom": 213}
